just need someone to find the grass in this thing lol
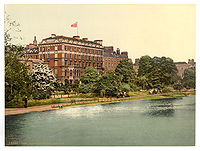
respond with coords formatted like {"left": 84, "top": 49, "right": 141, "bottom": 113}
{"left": 6, "top": 90, "right": 195, "bottom": 108}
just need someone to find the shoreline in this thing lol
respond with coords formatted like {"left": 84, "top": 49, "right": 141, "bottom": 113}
{"left": 5, "top": 92, "right": 194, "bottom": 116}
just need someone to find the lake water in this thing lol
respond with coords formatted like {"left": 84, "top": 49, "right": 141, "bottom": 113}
{"left": 5, "top": 95, "right": 195, "bottom": 146}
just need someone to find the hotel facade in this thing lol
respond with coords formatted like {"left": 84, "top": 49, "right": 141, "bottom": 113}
{"left": 25, "top": 34, "right": 132, "bottom": 84}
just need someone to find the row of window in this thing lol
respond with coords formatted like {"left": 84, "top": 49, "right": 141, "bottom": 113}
{"left": 42, "top": 54, "right": 102, "bottom": 61}
{"left": 65, "top": 69, "right": 81, "bottom": 77}
{"left": 65, "top": 60, "right": 102, "bottom": 68}
{"left": 105, "top": 63, "right": 117, "bottom": 68}
{"left": 42, "top": 46, "right": 103, "bottom": 55}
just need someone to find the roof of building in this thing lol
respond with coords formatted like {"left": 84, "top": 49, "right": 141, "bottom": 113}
{"left": 42, "top": 35, "right": 102, "bottom": 46}
{"left": 174, "top": 62, "right": 187, "bottom": 65}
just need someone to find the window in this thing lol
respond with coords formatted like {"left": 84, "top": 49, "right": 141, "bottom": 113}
{"left": 97, "top": 57, "right": 99, "bottom": 61}
{"left": 65, "top": 46, "right": 67, "bottom": 50}
{"left": 74, "top": 47, "right": 76, "bottom": 51}
{"left": 70, "top": 80, "right": 73, "bottom": 84}
{"left": 79, "top": 48, "right": 81, "bottom": 52}
{"left": 89, "top": 49, "right": 91, "bottom": 53}
{"left": 74, "top": 70, "right": 76, "bottom": 77}
{"left": 35, "top": 55, "right": 38, "bottom": 59}
{"left": 70, "top": 70, "right": 73, "bottom": 77}
{"left": 48, "top": 47, "right": 50, "bottom": 51}
{"left": 70, "top": 54, "right": 72, "bottom": 58}
{"left": 76, "top": 70, "right": 78, "bottom": 77}
{"left": 30, "top": 55, "right": 32, "bottom": 59}
{"left": 55, "top": 46, "right": 58, "bottom": 50}
{"left": 97, "top": 63, "right": 99, "bottom": 67}
{"left": 93, "top": 56, "right": 95, "bottom": 60}
{"left": 89, "top": 56, "right": 91, "bottom": 60}
{"left": 82, "top": 62, "right": 84, "bottom": 67}
{"left": 69, "top": 47, "right": 72, "bottom": 51}
{"left": 43, "top": 54, "right": 45, "bottom": 59}
{"left": 85, "top": 49, "right": 87, "bottom": 53}
{"left": 43, "top": 47, "right": 45, "bottom": 52}
{"left": 86, "top": 62, "right": 88, "bottom": 66}
{"left": 79, "top": 55, "right": 81, "bottom": 59}
{"left": 79, "top": 62, "right": 81, "bottom": 67}
{"left": 74, "top": 54, "right": 76, "bottom": 59}
{"left": 65, "top": 60, "right": 67, "bottom": 66}
{"left": 70, "top": 60, "right": 72, "bottom": 65}
{"left": 65, "top": 53, "right": 67, "bottom": 58}
{"left": 65, "top": 70, "right": 67, "bottom": 76}
{"left": 93, "top": 62, "right": 95, "bottom": 67}
{"left": 89, "top": 62, "right": 91, "bottom": 66}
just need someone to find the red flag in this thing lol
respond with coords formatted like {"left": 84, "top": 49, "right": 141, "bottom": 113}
{"left": 71, "top": 22, "right": 78, "bottom": 27}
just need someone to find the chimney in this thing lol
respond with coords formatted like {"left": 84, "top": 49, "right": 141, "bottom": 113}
{"left": 73, "top": 36, "right": 80, "bottom": 40}
{"left": 135, "top": 58, "right": 140, "bottom": 65}
{"left": 33, "top": 36, "right": 37, "bottom": 45}
{"left": 121, "top": 51, "right": 128, "bottom": 58}
{"left": 116, "top": 48, "right": 120, "bottom": 55}
{"left": 94, "top": 40, "right": 103, "bottom": 45}
{"left": 82, "top": 38, "right": 88, "bottom": 41}
{"left": 51, "top": 34, "right": 56, "bottom": 38}
{"left": 188, "top": 59, "right": 195, "bottom": 66}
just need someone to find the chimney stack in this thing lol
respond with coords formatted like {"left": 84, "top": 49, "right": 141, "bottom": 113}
{"left": 73, "top": 36, "right": 80, "bottom": 40}
{"left": 51, "top": 34, "right": 56, "bottom": 38}
{"left": 33, "top": 36, "right": 37, "bottom": 45}
{"left": 116, "top": 48, "right": 120, "bottom": 55}
{"left": 82, "top": 38, "right": 88, "bottom": 41}
{"left": 94, "top": 40, "right": 103, "bottom": 45}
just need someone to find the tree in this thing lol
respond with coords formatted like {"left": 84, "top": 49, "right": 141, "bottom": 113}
{"left": 137, "top": 56, "right": 178, "bottom": 91}
{"left": 115, "top": 60, "right": 136, "bottom": 83}
{"left": 138, "top": 55, "right": 153, "bottom": 77}
{"left": 5, "top": 45, "right": 32, "bottom": 105}
{"left": 80, "top": 67, "right": 100, "bottom": 93}
{"left": 4, "top": 13, "right": 22, "bottom": 46}
{"left": 31, "top": 63, "right": 56, "bottom": 99}
{"left": 182, "top": 67, "right": 195, "bottom": 89}
{"left": 98, "top": 72, "right": 122, "bottom": 97}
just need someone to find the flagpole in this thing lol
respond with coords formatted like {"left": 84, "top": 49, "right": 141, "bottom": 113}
{"left": 77, "top": 24, "right": 78, "bottom": 36}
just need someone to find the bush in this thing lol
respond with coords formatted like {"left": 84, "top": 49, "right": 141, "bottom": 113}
{"left": 162, "top": 86, "right": 174, "bottom": 93}
{"left": 5, "top": 99, "right": 25, "bottom": 108}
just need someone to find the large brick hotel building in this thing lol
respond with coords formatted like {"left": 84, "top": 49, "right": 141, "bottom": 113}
{"left": 25, "top": 34, "right": 131, "bottom": 84}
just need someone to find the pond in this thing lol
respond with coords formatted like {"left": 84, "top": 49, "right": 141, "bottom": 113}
{"left": 5, "top": 95, "right": 195, "bottom": 146}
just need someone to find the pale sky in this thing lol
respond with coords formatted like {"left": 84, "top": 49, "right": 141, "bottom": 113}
{"left": 4, "top": 4, "right": 195, "bottom": 62}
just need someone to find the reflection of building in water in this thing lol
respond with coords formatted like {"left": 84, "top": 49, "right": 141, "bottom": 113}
{"left": 146, "top": 99, "right": 175, "bottom": 117}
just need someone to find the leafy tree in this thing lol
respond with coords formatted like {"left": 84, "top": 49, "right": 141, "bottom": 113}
{"left": 115, "top": 60, "right": 136, "bottom": 83}
{"left": 72, "top": 80, "right": 80, "bottom": 94}
{"left": 182, "top": 67, "right": 195, "bottom": 89}
{"left": 31, "top": 63, "right": 56, "bottom": 99}
{"left": 4, "top": 12, "right": 22, "bottom": 46}
{"left": 138, "top": 55, "right": 153, "bottom": 77}
{"left": 137, "top": 56, "right": 178, "bottom": 91}
{"left": 5, "top": 45, "right": 32, "bottom": 105}
{"left": 120, "top": 83, "right": 131, "bottom": 93}
{"left": 135, "top": 75, "right": 151, "bottom": 90}
{"left": 98, "top": 72, "right": 122, "bottom": 97}
{"left": 80, "top": 67, "right": 100, "bottom": 93}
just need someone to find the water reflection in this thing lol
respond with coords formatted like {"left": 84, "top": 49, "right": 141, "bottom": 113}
{"left": 5, "top": 95, "right": 195, "bottom": 146}
{"left": 144, "top": 99, "right": 176, "bottom": 117}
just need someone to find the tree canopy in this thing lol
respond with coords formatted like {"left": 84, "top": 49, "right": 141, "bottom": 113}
{"left": 137, "top": 56, "right": 178, "bottom": 90}
{"left": 182, "top": 67, "right": 195, "bottom": 89}
{"left": 115, "top": 60, "right": 136, "bottom": 83}
{"left": 80, "top": 67, "right": 100, "bottom": 93}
